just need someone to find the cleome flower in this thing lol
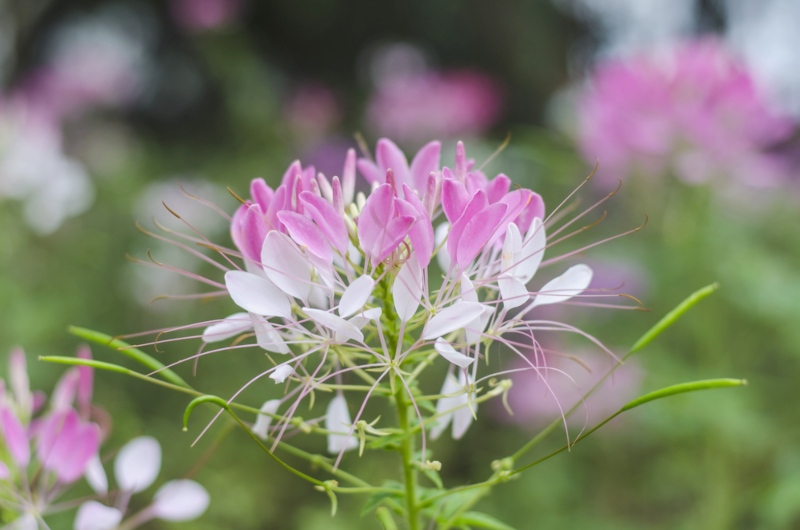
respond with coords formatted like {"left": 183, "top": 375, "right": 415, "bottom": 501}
{"left": 0, "top": 347, "right": 102, "bottom": 528}
{"left": 133, "top": 138, "right": 639, "bottom": 466}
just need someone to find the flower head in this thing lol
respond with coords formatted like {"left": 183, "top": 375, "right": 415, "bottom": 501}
{"left": 577, "top": 38, "right": 795, "bottom": 187}
{"left": 135, "top": 138, "right": 637, "bottom": 468}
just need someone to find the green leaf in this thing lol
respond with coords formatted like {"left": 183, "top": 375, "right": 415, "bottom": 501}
{"left": 375, "top": 507, "right": 398, "bottom": 530}
{"left": 421, "top": 467, "right": 444, "bottom": 490}
{"left": 451, "top": 512, "right": 517, "bottom": 530}
{"left": 68, "top": 325, "right": 190, "bottom": 388}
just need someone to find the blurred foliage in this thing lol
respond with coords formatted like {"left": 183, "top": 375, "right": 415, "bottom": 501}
{"left": 2, "top": 0, "right": 800, "bottom": 529}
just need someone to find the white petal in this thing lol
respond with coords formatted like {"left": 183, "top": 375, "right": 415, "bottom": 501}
{"left": 502, "top": 223, "right": 522, "bottom": 271}
{"left": 430, "top": 374, "right": 461, "bottom": 440}
{"left": 308, "top": 284, "right": 330, "bottom": 309}
{"left": 422, "top": 302, "right": 485, "bottom": 340}
{"left": 348, "top": 307, "right": 382, "bottom": 330}
{"left": 252, "top": 400, "right": 281, "bottom": 440}
{"left": 114, "top": 436, "right": 161, "bottom": 493}
{"left": 225, "top": 271, "right": 291, "bottom": 318}
{"left": 434, "top": 223, "right": 451, "bottom": 272}
{"left": 74, "top": 501, "right": 123, "bottom": 530}
{"left": 303, "top": 308, "right": 364, "bottom": 343}
{"left": 85, "top": 454, "right": 108, "bottom": 494}
{"left": 262, "top": 232, "right": 312, "bottom": 301}
{"left": 465, "top": 305, "right": 493, "bottom": 346}
{"left": 498, "top": 273, "right": 529, "bottom": 310}
{"left": 460, "top": 274, "right": 477, "bottom": 303}
{"left": 393, "top": 254, "right": 424, "bottom": 322}
{"left": 269, "top": 364, "right": 294, "bottom": 384}
{"left": 9, "top": 514, "right": 37, "bottom": 530}
{"left": 201, "top": 312, "right": 251, "bottom": 343}
{"left": 338, "top": 275, "right": 375, "bottom": 318}
{"left": 451, "top": 372, "right": 476, "bottom": 440}
{"left": 152, "top": 480, "right": 210, "bottom": 521}
{"left": 516, "top": 218, "right": 545, "bottom": 283}
{"left": 434, "top": 338, "right": 474, "bottom": 368}
{"left": 529, "top": 264, "right": 593, "bottom": 308}
{"left": 250, "top": 314, "right": 290, "bottom": 354}
{"left": 325, "top": 394, "right": 358, "bottom": 454}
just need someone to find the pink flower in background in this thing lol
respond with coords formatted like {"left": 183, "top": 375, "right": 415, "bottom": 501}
{"left": 578, "top": 38, "right": 795, "bottom": 187}
{"left": 0, "top": 347, "right": 102, "bottom": 526}
{"left": 171, "top": 0, "right": 243, "bottom": 31}
{"left": 499, "top": 350, "right": 642, "bottom": 429}
{"left": 367, "top": 68, "right": 502, "bottom": 144}
{"left": 284, "top": 83, "right": 343, "bottom": 139}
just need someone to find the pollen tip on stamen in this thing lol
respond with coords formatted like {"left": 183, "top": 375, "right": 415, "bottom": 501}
{"left": 354, "top": 131, "right": 372, "bottom": 161}
{"left": 162, "top": 201, "right": 182, "bottom": 219}
{"left": 227, "top": 186, "right": 247, "bottom": 205}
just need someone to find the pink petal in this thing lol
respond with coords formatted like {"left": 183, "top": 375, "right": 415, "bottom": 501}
{"left": 56, "top": 422, "right": 100, "bottom": 483}
{"left": 0, "top": 461, "right": 9, "bottom": 480}
{"left": 357, "top": 159, "right": 382, "bottom": 185}
{"left": 441, "top": 177, "right": 471, "bottom": 224}
{"left": 250, "top": 178, "right": 273, "bottom": 211}
{"left": 300, "top": 191, "right": 348, "bottom": 254}
{"left": 453, "top": 141, "right": 468, "bottom": 182}
{"left": 409, "top": 140, "right": 441, "bottom": 192}
{"left": 455, "top": 202, "right": 508, "bottom": 268}
{"left": 446, "top": 190, "right": 488, "bottom": 268}
{"left": 152, "top": 480, "right": 210, "bottom": 521}
{"left": 1, "top": 407, "right": 29, "bottom": 468}
{"left": 529, "top": 264, "right": 593, "bottom": 308}
{"left": 485, "top": 174, "right": 511, "bottom": 204}
{"left": 202, "top": 313, "right": 252, "bottom": 343}
{"left": 375, "top": 138, "right": 410, "bottom": 185}
{"left": 422, "top": 302, "right": 485, "bottom": 340}
{"left": 393, "top": 254, "right": 424, "bottom": 322}
{"left": 240, "top": 203, "right": 268, "bottom": 263}
{"left": 399, "top": 184, "right": 434, "bottom": 268}
{"left": 357, "top": 183, "right": 394, "bottom": 262}
{"left": 277, "top": 211, "right": 333, "bottom": 262}
{"left": 434, "top": 338, "right": 474, "bottom": 368}
{"left": 114, "top": 436, "right": 161, "bottom": 493}
{"left": 261, "top": 231, "right": 312, "bottom": 302}
{"left": 338, "top": 275, "right": 375, "bottom": 318}
{"left": 374, "top": 215, "right": 416, "bottom": 264}
{"left": 224, "top": 271, "right": 292, "bottom": 318}
{"left": 74, "top": 501, "right": 123, "bottom": 530}
{"left": 265, "top": 185, "right": 288, "bottom": 231}
{"left": 9, "top": 348, "right": 31, "bottom": 415}
{"left": 51, "top": 369, "right": 80, "bottom": 410}
{"left": 303, "top": 308, "right": 364, "bottom": 344}
{"left": 250, "top": 314, "right": 290, "bottom": 354}
{"left": 76, "top": 345, "right": 93, "bottom": 419}
{"left": 342, "top": 148, "right": 357, "bottom": 204}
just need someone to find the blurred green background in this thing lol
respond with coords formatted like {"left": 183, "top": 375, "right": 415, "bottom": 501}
{"left": 2, "top": 0, "right": 800, "bottom": 528}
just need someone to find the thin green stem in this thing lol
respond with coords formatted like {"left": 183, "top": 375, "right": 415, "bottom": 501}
{"left": 394, "top": 378, "right": 420, "bottom": 530}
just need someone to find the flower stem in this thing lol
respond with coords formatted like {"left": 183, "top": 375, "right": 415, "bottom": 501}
{"left": 394, "top": 377, "right": 420, "bottom": 530}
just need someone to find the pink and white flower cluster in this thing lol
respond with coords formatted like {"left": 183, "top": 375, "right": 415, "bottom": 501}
{"left": 175, "top": 138, "right": 611, "bottom": 457}
{"left": 0, "top": 349, "right": 209, "bottom": 529}
{"left": 0, "top": 348, "right": 101, "bottom": 527}
{"left": 577, "top": 38, "right": 795, "bottom": 187}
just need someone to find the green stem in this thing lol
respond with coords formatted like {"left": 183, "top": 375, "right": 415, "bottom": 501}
{"left": 394, "top": 375, "right": 421, "bottom": 530}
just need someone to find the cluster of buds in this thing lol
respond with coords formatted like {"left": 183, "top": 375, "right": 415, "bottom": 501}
{"left": 149, "top": 138, "right": 627, "bottom": 465}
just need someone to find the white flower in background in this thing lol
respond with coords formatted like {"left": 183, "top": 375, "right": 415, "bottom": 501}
{"left": 75, "top": 436, "right": 210, "bottom": 530}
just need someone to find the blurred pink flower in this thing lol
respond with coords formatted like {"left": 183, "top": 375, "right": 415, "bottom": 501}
{"left": 578, "top": 38, "right": 795, "bottom": 187}
{"left": 366, "top": 69, "right": 502, "bottom": 144}
{"left": 498, "top": 350, "right": 642, "bottom": 429}
{"left": 284, "top": 83, "right": 343, "bottom": 139}
{"left": 171, "top": 0, "right": 243, "bottom": 31}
